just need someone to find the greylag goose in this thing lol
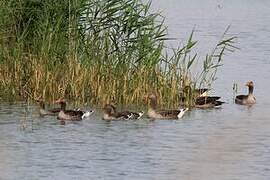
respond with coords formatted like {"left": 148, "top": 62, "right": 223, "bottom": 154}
{"left": 194, "top": 96, "right": 225, "bottom": 108}
{"left": 55, "top": 99, "right": 94, "bottom": 121}
{"left": 146, "top": 94, "right": 188, "bottom": 119}
{"left": 37, "top": 100, "right": 62, "bottom": 116}
{"left": 102, "top": 104, "right": 144, "bottom": 121}
{"left": 181, "top": 86, "right": 224, "bottom": 108}
{"left": 235, "top": 81, "right": 256, "bottom": 105}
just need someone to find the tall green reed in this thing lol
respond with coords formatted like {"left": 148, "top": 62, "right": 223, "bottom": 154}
{"left": 0, "top": 0, "right": 236, "bottom": 108}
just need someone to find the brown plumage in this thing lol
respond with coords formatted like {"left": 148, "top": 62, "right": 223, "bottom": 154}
{"left": 55, "top": 99, "right": 93, "bottom": 121}
{"left": 37, "top": 100, "right": 62, "bottom": 116}
{"left": 180, "top": 95, "right": 224, "bottom": 108}
{"left": 102, "top": 104, "right": 143, "bottom": 121}
{"left": 235, "top": 81, "right": 256, "bottom": 105}
{"left": 195, "top": 96, "right": 225, "bottom": 108}
{"left": 146, "top": 94, "right": 188, "bottom": 119}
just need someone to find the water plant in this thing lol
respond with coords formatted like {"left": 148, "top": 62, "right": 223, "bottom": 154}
{"left": 0, "top": 0, "right": 236, "bottom": 108}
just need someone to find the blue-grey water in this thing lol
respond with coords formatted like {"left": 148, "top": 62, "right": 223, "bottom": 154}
{"left": 1, "top": 0, "right": 270, "bottom": 179}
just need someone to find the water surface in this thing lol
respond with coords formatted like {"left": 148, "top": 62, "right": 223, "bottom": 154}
{"left": 1, "top": 0, "right": 270, "bottom": 179}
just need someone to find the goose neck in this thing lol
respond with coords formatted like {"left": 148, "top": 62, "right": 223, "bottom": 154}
{"left": 60, "top": 102, "right": 66, "bottom": 110}
{"left": 248, "top": 85, "right": 254, "bottom": 95}
{"left": 150, "top": 98, "right": 157, "bottom": 110}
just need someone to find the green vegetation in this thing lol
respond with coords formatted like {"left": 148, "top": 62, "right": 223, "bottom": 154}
{"left": 0, "top": 0, "right": 236, "bottom": 107}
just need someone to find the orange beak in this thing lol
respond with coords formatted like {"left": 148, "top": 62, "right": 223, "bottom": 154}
{"left": 143, "top": 95, "right": 149, "bottom": 103}
{"left": 54, "top": 98, "right": 65, "bottom": 104}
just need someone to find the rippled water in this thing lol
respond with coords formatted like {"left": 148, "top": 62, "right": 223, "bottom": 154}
{"left": 1, "top": 0, "right": 270, "bottom": 179}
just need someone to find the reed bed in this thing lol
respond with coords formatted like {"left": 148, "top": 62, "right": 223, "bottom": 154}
{"left": 0, "top": 0, "right": 236, "bottom": 108}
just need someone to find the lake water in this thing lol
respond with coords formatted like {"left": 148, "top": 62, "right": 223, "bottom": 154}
{"left": 1, "top": 0, "right": 270, "bottom": 179}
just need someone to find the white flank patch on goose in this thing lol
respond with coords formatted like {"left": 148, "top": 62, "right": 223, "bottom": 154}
{"left": 82, "top": 110, "right": 94, "bottom": 119}
{"left": 138, "top": 111, "right": 144, "bottom": 119}
{"left": 177, "top": 108, "right": 188, "bottom": 119}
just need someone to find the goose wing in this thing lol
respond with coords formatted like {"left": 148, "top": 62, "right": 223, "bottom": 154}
{"left": 235, "top": 95, "right": 249, "bottom": 104}
{"left": 119, "top": 111, "right": 143, "bottom": 119}
{"left": 114, "top": 111, "right": 130, "bottom": 119}
{"left": 235, "top": 95, "right": 248, "bottom": 100}
{"left": 49, "top": 108, "right": 61, "bottom": 113}
{"left": 214, "top": 101, "right": 225, "bottom": 106}
{"left": 195, "top": 96, "right": 221, "bottom": 105}
{"left": 156, "top": 109, "right": 180, "bottom": 118}
{"left": 64, "top": 110, "right": 84, "bottom": 117}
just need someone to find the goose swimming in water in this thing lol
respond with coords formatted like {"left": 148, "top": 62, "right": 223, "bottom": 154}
{"left": 146, "top": 93, "right": 188, "bottom": 119}
{"left": 55, "top": 99, "right": 94, "bottom": 121}
{"left": 102, "top": 104, "right": 144, "bottom": 121}
{"left": 37, "top": 99, "right": 62, "bottom": 116}
{"left": 181, "top": 86, "right": 224, "bottom": 108}
{"left": 235, "top": 81, "right": 256, "bottom": 105}
{"left": 194, "top": 96, "right": 225, "bottom": 108}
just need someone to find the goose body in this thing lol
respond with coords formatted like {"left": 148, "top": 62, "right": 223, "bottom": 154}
{"left": 37, "top": 100, "right": 62, "bottom": 116}
{"left": 181, "top": 86, "right": 224, "bottom": 108}
{"left": 57, "top": 110, "right": 92, "bottom": 121}
{"left": 147, "top": 108, "right": 188, "bottom": 119}
{"left": 147, "top": 94, "right": 188, "bottom": 119}
{"left": 55, "top": 99, "right": 94, "bottom": 121}
{"left": 195, "top": 96, "right": 225, "bottom": 108}
{"left": 126, "top": 111, "right": 144, "bottom": 119}
{"left": 235, "top": 81, "right": 256, "bottom": 105}
{"left": 180, "top": 94, "right": 224, "bottom": 108}
{"left": 102, "top": 104, "right": 144, "bottom": 121}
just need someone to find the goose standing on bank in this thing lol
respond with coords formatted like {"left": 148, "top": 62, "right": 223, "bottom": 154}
{"left": 55, "top": 99, "right": 94, "bottom": 121}
{"left": 102, "top": 104, "right": 144, "bottom": 121}
{"left": 235, "top": 81, "right": 256, "bottom": 105}
{"left": 146, "top": 93, "right": 188, "bottom": 119}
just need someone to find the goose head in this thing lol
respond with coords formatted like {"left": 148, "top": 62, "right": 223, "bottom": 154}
{"left": 148, "top": 93, "right": 157, "bottom": 101}
{"left": 36, "top": 99, "right": 45, "bottom": 109}
{"left": 54, "top": 98, "right": 67, "bottom": 110}
{"left": 245, "top": 81, "right": 254, "bottom": 94}
{"left": 143, "top": 93, "right": 156, "bottom": 103}
{"left": 146, "top": 93, "right": 158, "bottom": 110}
{"left": 183, "top": 86, "right": 192, "bottom": 93}
{"left": 55, "top": 98, "right": 66, "bottom": 103}
{"left": 103, "top": 104, "right": 116, "bottom": 115}
{"left": 245, "top": 81, "right": 254, "bottom": 87}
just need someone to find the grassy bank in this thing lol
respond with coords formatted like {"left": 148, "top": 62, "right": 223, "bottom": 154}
{"left": 0, "top": 0, "right": 236, "bottom": 107}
